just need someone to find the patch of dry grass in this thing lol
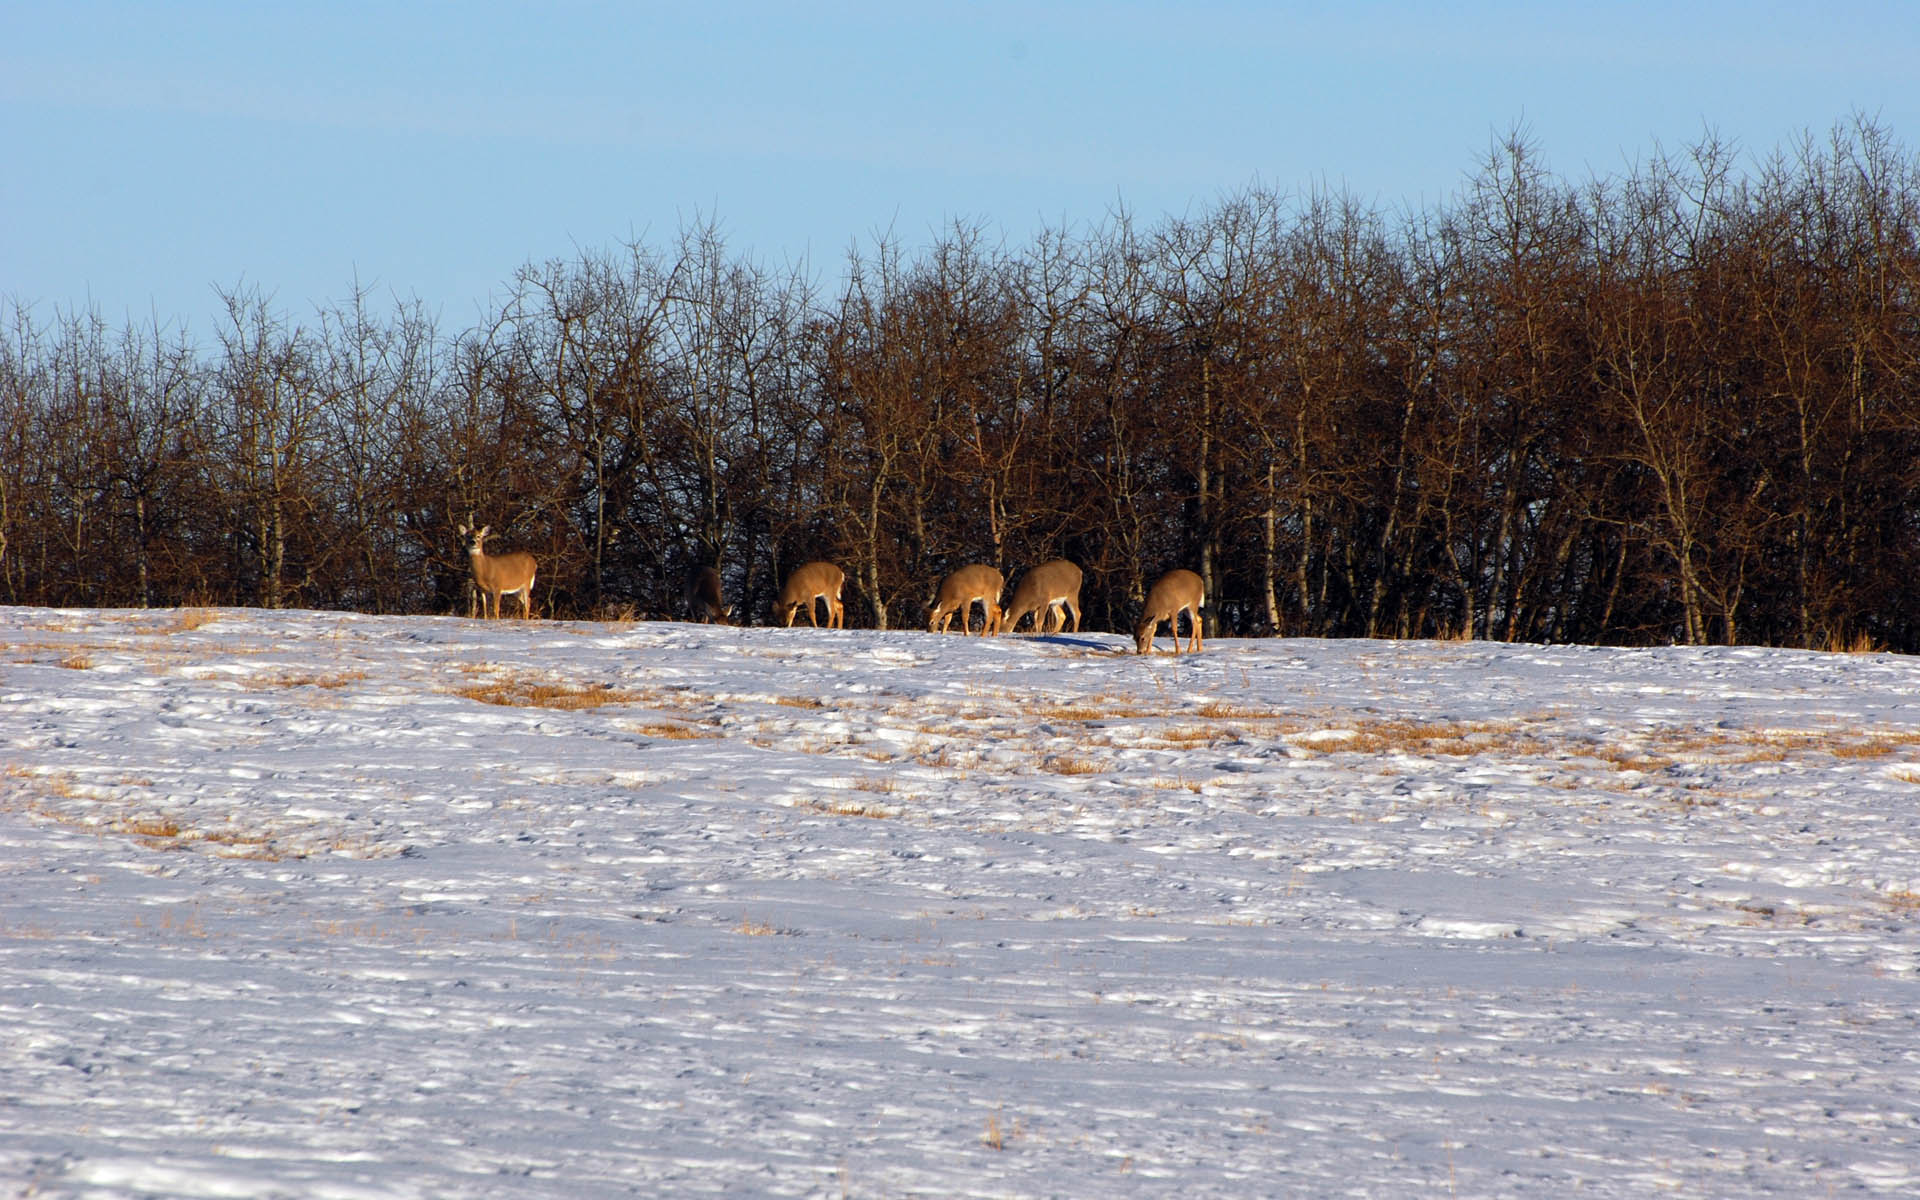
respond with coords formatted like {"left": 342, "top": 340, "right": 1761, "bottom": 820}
{"left": 1044, "top": 755, "right": 1108, "bottom": 776}
{"left": 982, "top": 1107, "right": 1026, "bottom": 1150}
{"left": 1192, "top": 700, "right": 1291, "bottom": 720}
{"left": 1147, "top": 776, "right": 1204, "bottom": 793}
{"left": 2, "top": 767, "right": 383, "bottom": 861}
{"left": 799, "top": 795, "right": 900, "bottom": 819}
{"left": 123, "top": 608, "right": 220, "bottom": 636}
{"left": 1291, "top": 719, "right": 1521, "bottom": 757}
{"left": 196, "top": 827, "right": 284, "bottom": 857}
{"left": 1835, "top": 630, "right": 1881, "bottom": 654}
{"left": 627, "top": 720, "right": 722, "bottom": 740}
{"left": 1034, "top": 704, "right": 1119, "bottom": 723}
{"left": 1593, "top": 727, "right": 1920, "bottom": 770}
{"left": 1151, "top": 725, "right": 1234, "bottom": 749}
{"left": 1593, "top": 744, "right": 1672, "bottom": 772}
{"left": 1832, "top": 730, "right": 1920, "bottom": 758}
{"left": 117, "top": 813, "right": 185, "bottom": 840}
{"left": 1879, "top": 889, "right": 1920, "bottom": 912}
{"left": 910, "top": 743, "right": 970, "bottom": 772}
{"left": 245, "top": 670, "right": 368, "bottom": 691}
{"left": 447, "top": 673, "right": 647, "bottom": 710}
{"left": 1266, "top": 715, "right": 1920, "bottom": 770}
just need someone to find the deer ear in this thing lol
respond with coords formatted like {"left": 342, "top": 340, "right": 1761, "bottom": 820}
{"left": 479, "top": 526, "right": 491, "bottom": 538}
{"left": 457, "top": 523, "right": 469, "bottom": 536}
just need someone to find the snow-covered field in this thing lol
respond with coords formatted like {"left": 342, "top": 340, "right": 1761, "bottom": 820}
{"left": 4, "top": 605, "right": 1919, "bottom": 1198}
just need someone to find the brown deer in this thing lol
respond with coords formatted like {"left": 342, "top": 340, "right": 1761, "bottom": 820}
{"left": 459, "top": 523, "right": 537, "bottom": 619}
{"left": 1001, "top": 560, "right": 1082, "bottom": 635}
{"left": 927, "top": 564, "right": 1005, "bottom": 635}
{"left": 1134, "top": 568, "right": 1204, "bottom": 654}
{"left": 682, "top": 566, "right": 731, "bottom": 624}
{"left": 773, "top": 562, "right": 846, "bottom": 628}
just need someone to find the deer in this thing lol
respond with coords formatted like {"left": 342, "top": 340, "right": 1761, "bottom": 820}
{"left": 458, "top": 522, "right": 538, "bottom": 620}
{"left": 682, "top": 565, "right": 731, "bottom": 624}
{"left": 927, "top": 564, "right": 1005, "bottom": 635}
{"left": 1001, "top": 559, "right": 1083, "bottom": 635}
{"left": 1134, "top": 568, "right": 1204, "bottom": 654}
{"left": 773, "top": 561, "right": 846, "bottom": 628}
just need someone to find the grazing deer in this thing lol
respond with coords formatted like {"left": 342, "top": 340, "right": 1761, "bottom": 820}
{"left": 773, "top": 561, "right": 846, "bottom": 628}
{"left": 1002, "top": 559, "right": 1083, "bottom": 635}
{"left": 459, "top": 523, "right": 537, "bottom": 619}
{"left": 1134, "top": 568, "right": 1204, "bottom": 654}
{"left": 682, "top": 565, "right": 731, "bottom": 624}
{"left": 927, "top": 564, "right": 1005, "bottom": 635}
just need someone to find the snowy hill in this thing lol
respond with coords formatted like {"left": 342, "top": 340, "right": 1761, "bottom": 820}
{"left": 4, "top": 606, "right": 1918, "bottom": 1196}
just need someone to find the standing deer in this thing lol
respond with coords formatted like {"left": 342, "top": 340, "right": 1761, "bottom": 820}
{"left": 773, "top": 561, "right": 845, "bottom": 628}
{"left": 1134, "top": 568, "right": 1204, "bottom": 654}
{"left": 682, "top": 566, "right": 731, "bottom": 624}
{"left": 1001, "top": 560, "right": 1082, "bottom": 635}
{"left": 459, "top": 523, "right": 537, "bottom": 620}
{"left": 927, "top": 564, "right": 1004, "bottom": 635}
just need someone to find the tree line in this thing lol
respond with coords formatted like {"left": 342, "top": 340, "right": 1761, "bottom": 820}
{"left": 5, "top": 119, "right": 1919, "bottom": 650}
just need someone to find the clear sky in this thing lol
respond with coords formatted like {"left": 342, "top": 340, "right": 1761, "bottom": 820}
{"left": 5, "top": 1, "right": 1917, "bottom": 338}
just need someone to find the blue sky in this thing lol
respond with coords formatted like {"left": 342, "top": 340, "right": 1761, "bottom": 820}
{"left": 4, "top": 1, "right": 1917, "bottom": 337}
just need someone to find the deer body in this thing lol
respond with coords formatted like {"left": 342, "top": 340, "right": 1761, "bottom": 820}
{"left": 1002, "top": 560, "right": 1082, "bottom": 635}
{"left": 928, "top": 564, "right": 1004, "bottom": 635}
{"left": 774, "top": 562, "right": 845, "bottom": 628}
{"left": 460, "top": 523, "right": 537, "bottom": 619}
{"left": 1135, "top": 568, "right": 1204, "bottom": 654}
{"left": 683, "top": 566, "right": 731, "bottom": 624}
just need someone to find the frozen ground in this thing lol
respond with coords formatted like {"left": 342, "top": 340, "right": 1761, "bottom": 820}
{"left": 3, "top": 605, "right": 1919, "bottom": 1197}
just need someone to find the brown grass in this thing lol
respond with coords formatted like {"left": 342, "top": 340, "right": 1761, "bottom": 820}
{"left": 1592, "top": 727, "right": 1920, "bottom": 770}
{"left": 1593, "top": 744, "right": 1671, "bottom": 772}
{"left": 800, "top": 796, "right": 899, "bottom": 819}
{"left": 628, "top": 721, "right": 722, "bottom": 740}
{"left": 1034, "top": 704, "right": 1117, "bottom": 723}
{"left": 914, "top": 745, "right": 958, "bottom": 769}
{"left": 1293, "top": 719, "right": 1516, "bottom": 757}
{"left": 1192, "top": 701, "right": 1290, "bottom": 720}
{"left": 4, "top": 773, "right": 296, "bottom": 861}
{"left": 1044, "top": 755, "right": 1108, "bottom": 776}
{"left": 448, "top": 675, "right": 646, "bottom": 709}
{"left": 1262, "top": 716, "right": 1920, "bottom": 769}
{"left": 247, "top": 670, "right": 368, "bottom": 691}
{"left": 982, "top": 1107, "right": 1025, "bottom": 1150}
{"left": 1152, "top": 725, "right": 1233, "bottom": 749}
{"left": 123, "top": 608, "right": 219, "bottom": 636}
{"left": 117, "top": 813, "right": 184, "bottom": 840}
{"left": 1833, "top": 740, "right": 1905, "bottom": 760}
{"left": 197, "top": 827, "right": 282, "bottom": 857}
{"left": 3, "top": 765, "right": 391, "bottom": 862}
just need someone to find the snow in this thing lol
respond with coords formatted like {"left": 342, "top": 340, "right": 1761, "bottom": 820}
{"left": 4, "top": 605, "right": 1920, "bottom": 1196}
